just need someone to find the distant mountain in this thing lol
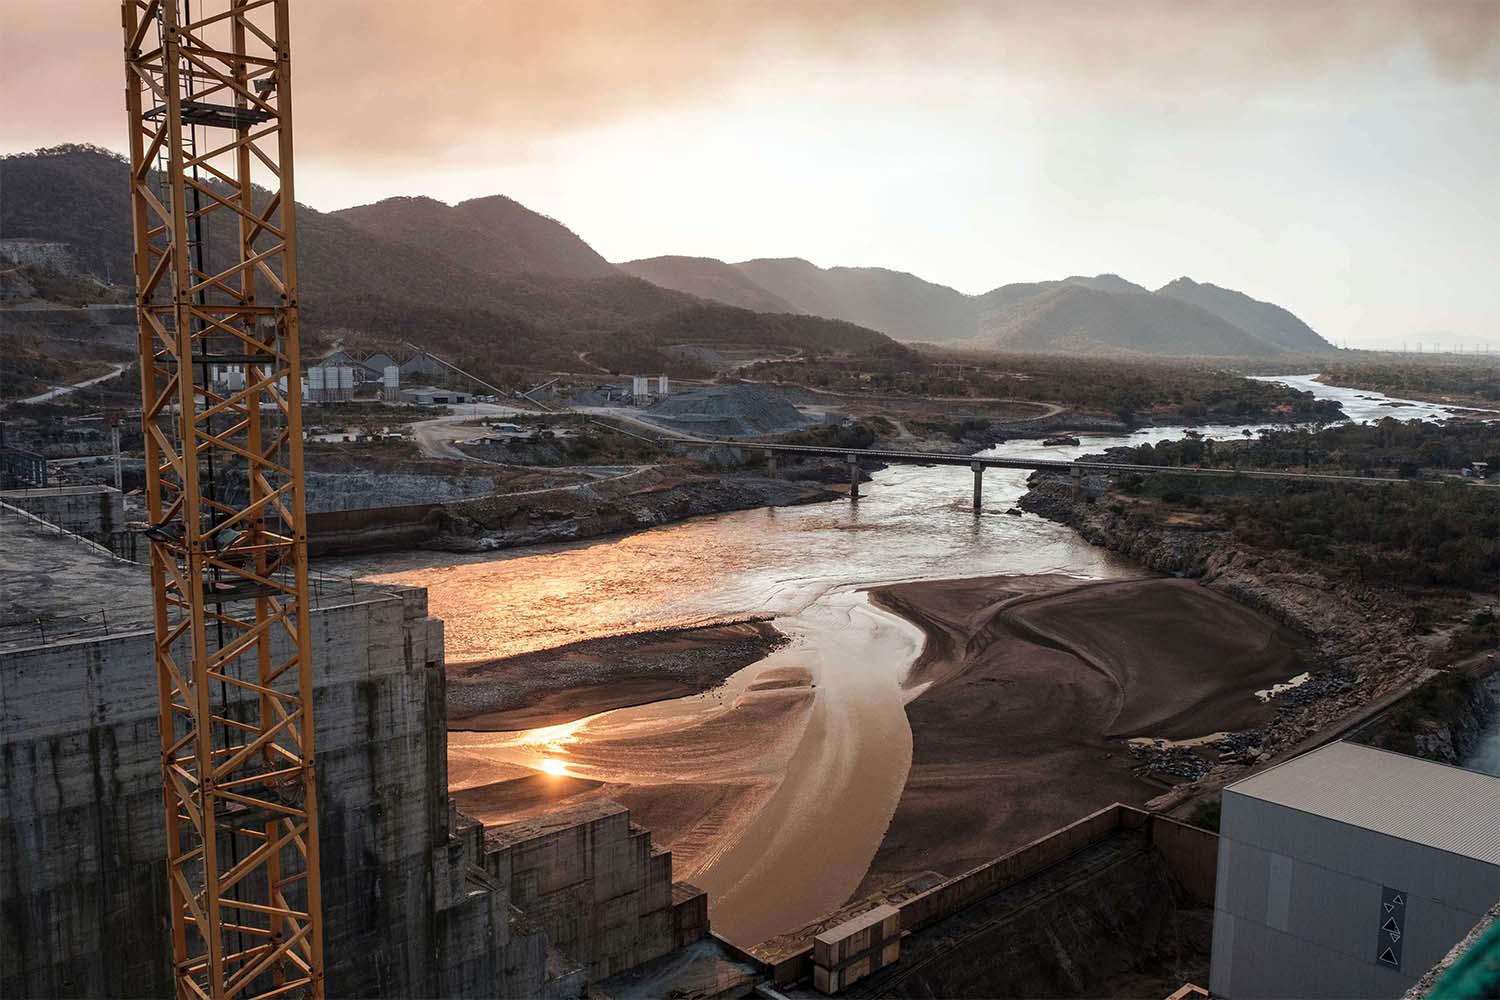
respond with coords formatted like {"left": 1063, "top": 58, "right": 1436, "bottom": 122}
{"left": 6, "top": 144, "right": 1332, "bottom": 364}
{"left": 621, "top": 254, "right": 1327, "bottom": 358}
{"left": 1155, "top": 277, "right": 1331, "bottom": 354}
{"left": 0, "top": 146, "right": 669, "bottom": 330}
{"left": 334, "top": 195, "right": 617, "bottom": 281}
{"left": 732, "top": 258, "right": 978, "bottom": 342}
{"left": 974, "top": 274, "right": 1149, "bottom": 319}
{"left": 0, "top": 145, "right": 905, "bottom": 371}
{"left": 1061, "top": 274, "right": 1150, "bottom": 295}
{"left": 980, "top": 284, "right": 1280, "bottom": 357}
{"left": 618, "top": 256, "right": 797, "bottom": 313}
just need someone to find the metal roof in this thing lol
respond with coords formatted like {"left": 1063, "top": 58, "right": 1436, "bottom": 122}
{"left": 1227, "top": 741, "right": 1500, "bottom": 865}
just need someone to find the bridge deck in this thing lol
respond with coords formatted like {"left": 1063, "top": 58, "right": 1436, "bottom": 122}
{"left": 731, "top": 441, "right": 1469, "bottom": 487}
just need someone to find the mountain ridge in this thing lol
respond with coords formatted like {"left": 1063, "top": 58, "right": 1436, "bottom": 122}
{"left": 621, "top": 253, "right": 1331, "bottom": 357}
{"left": 4, "top": 143, "right": 1333, "bottom": 361}
{"left": 1, "top": 145, "right": 903, "bottom": 371}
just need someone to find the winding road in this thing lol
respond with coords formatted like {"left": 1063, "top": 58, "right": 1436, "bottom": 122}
{"left": 13, "top": 363, "right": 129, "bottom": 406}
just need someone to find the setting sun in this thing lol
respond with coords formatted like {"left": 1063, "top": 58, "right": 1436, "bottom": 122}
{"left": 538, "top": 758, "right": 569, "bottom": 777}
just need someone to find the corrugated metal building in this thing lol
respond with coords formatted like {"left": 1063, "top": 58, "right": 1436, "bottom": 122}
{"left": 1211, "top": 741, "right": 1500, "bottom": 998}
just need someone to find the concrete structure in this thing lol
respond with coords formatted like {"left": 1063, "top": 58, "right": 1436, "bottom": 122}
{"left": 401, "top": 384, "right": 472, "bottom": 406}
{"left": 0, "top": 483, "right": 124, "bottom": 542}
{"left": 813, "top": 904, "right": 899, "bottom": 993}
{"left": 383, "top": 364, "right": 400, "bottom": 402}
{"left": 0, "top": 516, "right": 524, "bottom": 997}
{"left": 480, "top": 801, "right": 709, "bottom": 985}
{"left": 631, "top": 376, "right": 650, "bottom": 402}
{"left": 0, "top": 515, "right": 708, "bottom": 997}
{"left": 657, "top": 375, "right": 670, "bottom": 397}
{"left": 1211, "top": 741, "right": 1500, "bottom": 999}
{"left": 0, "top": 446, "right": 48, "bottom": 488}
{"left": 753, "top": 803, "right": 1219, "bottom": 993}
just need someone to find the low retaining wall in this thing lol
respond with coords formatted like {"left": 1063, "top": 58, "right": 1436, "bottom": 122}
{"left": 761, "top": 803, "right": 1218, "bottom": 988}
{"left": 1148, "top": 814, "right": 1219, "bottom": 905}
{"left": 0, "top": 484, "right": 124, "bottom": 540}
{"left": 899, "top": 804, "right": 1140, "bottom": 936}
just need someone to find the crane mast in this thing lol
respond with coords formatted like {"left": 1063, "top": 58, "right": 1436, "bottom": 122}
{"left": 121, "top": 2, "right": 324, "bottom": 997}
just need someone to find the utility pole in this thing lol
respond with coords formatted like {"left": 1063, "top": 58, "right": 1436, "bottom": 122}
{"left": 122, "top": 2, "right": 324, "bottom": 997}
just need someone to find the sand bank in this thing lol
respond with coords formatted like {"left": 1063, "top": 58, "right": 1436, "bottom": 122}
{"left": 860, "top": 574, "right": 1311, "bottom": 894}
{"left": 448, "top": 619, "right": 786, "bottom": 730}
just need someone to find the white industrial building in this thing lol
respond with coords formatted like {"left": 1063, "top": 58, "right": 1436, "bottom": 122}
{"left": 1211, "top": 741, "right": 1500, "bottom": 998}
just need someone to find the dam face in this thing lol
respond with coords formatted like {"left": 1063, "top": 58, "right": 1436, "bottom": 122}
{"left": 0, "top": 512, "right": 702, "bottom": 997}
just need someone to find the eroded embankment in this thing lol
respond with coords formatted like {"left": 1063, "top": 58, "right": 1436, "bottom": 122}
{"left": 858, "top": 574, "right": 1310, "bottom": 895}
{"left": 309, "top": 469, "right": 839, "bottom": 556}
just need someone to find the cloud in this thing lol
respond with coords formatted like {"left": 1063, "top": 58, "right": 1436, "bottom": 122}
{"left": 2, "top": 0, "right": 1496, "bottom": 165}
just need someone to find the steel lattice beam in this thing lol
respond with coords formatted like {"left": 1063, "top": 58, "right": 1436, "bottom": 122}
{"left": 122, "top": 2, "right": 324, "bottom": 997}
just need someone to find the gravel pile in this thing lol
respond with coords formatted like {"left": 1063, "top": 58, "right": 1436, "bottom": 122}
{"left": 647, "top": 385, "right": 811, "bottom": 437}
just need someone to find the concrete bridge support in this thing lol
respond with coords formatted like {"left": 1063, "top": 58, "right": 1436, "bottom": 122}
{"left": 767, "top": 452, "right": 778, "bottom": 479}
{"left": 848, "top": 454, "right": 861, "bottom": 499}
{"left": 972, "top": 461, "right": 983, "bottom": 512}
{"left": 1070, "top": 465, "right": 1082, "bottom": 498}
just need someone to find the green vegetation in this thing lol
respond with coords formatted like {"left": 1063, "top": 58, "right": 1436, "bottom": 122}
{"left": 1355, "top": 668, "right": 1496, "bottom": 759}
{"left": 775, "top": 417, "right": 897, "bottom": 450}
{"left": 1105, "top": 423, "right": 1499, "bottom": 592}
{"left": 1450, "top": 610, "right": 1499, "bottom": 660}
{"left": 1183, "top": 795, "right": 1222, "bottom": 833}
{"left": 464, "top": 422, "right": 662, "bottom": 467}
{"left": 1320, "top": 358, "right": 1500, "bottom": 404}
{"left": 3, "top": 263, "right": 130, "bottom": 306}
{"left": 1226, "top": 481, "right": 1495, "bottom": 590}
{"left": 907, "top": 416, "right": 1001, "bottom": 444}
{"left": 1116, "top": 420, "right": 1498, "bottom": 477}
{"left": 748, "top": 352, "right": 1344, "bottom": 425}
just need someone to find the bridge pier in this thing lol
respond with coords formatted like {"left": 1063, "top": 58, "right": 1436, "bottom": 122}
{"left": 848, "top": 453, "right": 860, "bottom": 500}
{"left": 972, "top": 460, "right": 983, "bottom": 512}
{"left": 1070, "top": 465, "right": 1082, "bottom": 498}
{"left": 766, "top": 452, "right": 778, "bottom": 479}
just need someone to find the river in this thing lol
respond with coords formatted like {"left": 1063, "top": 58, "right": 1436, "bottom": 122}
{"left": 326, "top": 374, "right": 1475, "bottom": 944}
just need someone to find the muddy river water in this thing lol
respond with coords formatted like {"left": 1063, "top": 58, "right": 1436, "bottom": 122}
{"left": 326, "top": 375, "right": 1472, "bottom": 944}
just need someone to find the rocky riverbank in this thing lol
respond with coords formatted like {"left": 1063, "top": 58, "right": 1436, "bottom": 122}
{"left": 308, "top": 467, "right": 844, "bottom": 556}
{"left": 438, "top": 470, "right": 840, "bottom": 551}
{"left": 1019, "top": 471, "right": 1434, "bottom": 796}
{"left": 1353, "top": 666, "right": 1500, "bottom": 766}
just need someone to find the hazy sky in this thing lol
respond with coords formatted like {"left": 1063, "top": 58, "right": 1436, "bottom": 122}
{"left": 2, "top": 1, "right": 1497, "bottom": 350}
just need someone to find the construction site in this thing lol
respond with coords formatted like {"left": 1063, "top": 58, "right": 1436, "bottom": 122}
{"left": 3, "top": 4, "right": 1499, "bottom": 1000}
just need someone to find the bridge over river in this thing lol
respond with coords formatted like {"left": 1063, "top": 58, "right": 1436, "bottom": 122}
{"left": 666, "top": 438, "right": 1483, "bottom": 507}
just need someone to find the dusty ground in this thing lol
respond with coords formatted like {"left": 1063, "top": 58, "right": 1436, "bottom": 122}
{"left": 448, "top": 619, "right": 786, "bottom": 729}
{"left": 857, "top": 574, "right": 1311, "bottom": 895}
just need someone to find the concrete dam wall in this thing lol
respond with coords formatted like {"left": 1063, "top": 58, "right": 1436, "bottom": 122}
{"left": 1, "top": 583, "right": 523, "bottom": 998}
{"left": 1, "top": 504, "right": 711, "bottom": 998}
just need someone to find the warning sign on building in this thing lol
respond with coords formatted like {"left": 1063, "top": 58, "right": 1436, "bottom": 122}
{"left": 1375, "top": 886, "right": 1406, "bottom": 970}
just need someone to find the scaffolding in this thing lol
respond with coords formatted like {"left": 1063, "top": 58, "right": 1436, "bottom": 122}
{"left": 122, "top": 2, "right": 323, "bottom": 997}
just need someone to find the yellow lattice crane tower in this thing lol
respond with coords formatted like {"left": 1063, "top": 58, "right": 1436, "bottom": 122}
{"left": 121, "top": 2, "right": 324, "bottom": 996}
